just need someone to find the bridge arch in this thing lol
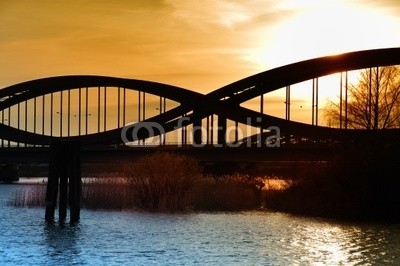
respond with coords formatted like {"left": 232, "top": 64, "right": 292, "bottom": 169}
{"left": 203, "top": 47, "right": 400, "bottom": 144}
{"left": 1, "top": 48, "right": 399, "bottom": 147}
{"left": 0, "top": 75, "right": 202, "bottom": 146}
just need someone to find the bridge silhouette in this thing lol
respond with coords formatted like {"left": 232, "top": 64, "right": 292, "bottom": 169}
{"left": 1, "top": 48, "right": 400, "bottom": 167}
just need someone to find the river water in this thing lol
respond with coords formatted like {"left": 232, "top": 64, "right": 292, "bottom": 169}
{"left": 1, "top": 183, "right": 400, "bottom": 265}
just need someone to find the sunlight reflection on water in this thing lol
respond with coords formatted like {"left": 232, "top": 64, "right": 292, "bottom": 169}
{"left": 1, "top": 184, "right": 400, "bottom": 265}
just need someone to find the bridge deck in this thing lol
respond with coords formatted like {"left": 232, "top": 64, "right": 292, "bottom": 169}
{"left": 0, "top": 145, "right": 338, "bottom": 164}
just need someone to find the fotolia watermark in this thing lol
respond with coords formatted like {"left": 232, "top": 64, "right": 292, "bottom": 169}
{"left": 121, "top": 121, "right": 165, "bottom": 147}
{"left": 121, "top": 117, "right": 280, "bottom": 148}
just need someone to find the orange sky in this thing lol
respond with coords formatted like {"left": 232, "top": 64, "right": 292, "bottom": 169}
{"left": 1, "top": 0, "right": 399, "bottom": 125}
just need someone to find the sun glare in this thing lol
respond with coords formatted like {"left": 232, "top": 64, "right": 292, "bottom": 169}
{"left": 249, "top": 1, "right": 400, "bottom": 69}
{"left": 240, "top": 1, "right": 400, "bottom": 125}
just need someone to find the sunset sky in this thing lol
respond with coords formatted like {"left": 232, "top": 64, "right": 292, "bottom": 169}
{"left": 1, "top": 0, "right": 400, "bottom": 127}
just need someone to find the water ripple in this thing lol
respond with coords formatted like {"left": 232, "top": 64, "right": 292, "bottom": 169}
{"left": 1, "top": 185, "right": 400, "bottom": 265}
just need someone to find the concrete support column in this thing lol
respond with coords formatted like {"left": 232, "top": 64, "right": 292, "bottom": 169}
{"left": 217, "top": 115, "right": 227, "bottom": 146}
{"left": 45, "top": 140, "right": 81, "bottom": 224}
{"left": 193, "top": 117, "right": 202, "bottom": 145}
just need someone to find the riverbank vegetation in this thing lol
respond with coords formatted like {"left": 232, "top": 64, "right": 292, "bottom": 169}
{"left": 10, "top": 146, "right": 400, "bottom": 222}
{"left": 266, "top": 144, "right": 400, "bottom": 222}
{"left": 10, "top": 152, "right": 267, "bottom": 212}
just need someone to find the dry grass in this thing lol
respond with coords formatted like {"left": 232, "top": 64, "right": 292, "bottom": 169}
{"left": 11, "top": 185, "right": 47, "bottom": 207}
{"left": 10, "top": 152, "right": 268, "bottom": 212}
{"left": 123, "top": 151, "right": 203, "bottom": 212}
{"left": 82, "top": 177, "right": 131, "bottom": 210}
{"left": 192, "top": 174, "right": 265, "bottom": 211}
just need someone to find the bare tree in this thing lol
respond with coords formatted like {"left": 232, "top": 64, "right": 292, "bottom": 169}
{"left": 324, "top": 66, "right": 400, "bottom": 129}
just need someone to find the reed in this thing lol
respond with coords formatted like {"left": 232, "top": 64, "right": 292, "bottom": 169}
{"left": 123, "top": 151, "right": 203, "bottom": 212}
{"left": 192, "top": 173, "right": 265, "bottom": 211}
{"left": 265, "top": 147, "right": 400, "bottom": 221}
{"left": 10, "top": 152, "right": 267, "bottom": 212}
{"left": 82, "top": 177, "right": 131, "bottom": 210}
{"left": 10, "top": 185, "right": 47, "bottom": 207}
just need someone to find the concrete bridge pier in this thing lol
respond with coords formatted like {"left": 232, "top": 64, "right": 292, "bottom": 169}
{"left": 45, "top": 140, "right": 81, "bottom": 223}
{"left": 193, "top": 117, "right": 202, "bottom": 145}
{"left": 217, "top": 115, "right": 227, "bottom": 146}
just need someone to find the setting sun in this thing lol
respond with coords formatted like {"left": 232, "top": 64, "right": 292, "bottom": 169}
{"left": 249, "top": 1, "right": 400, "bottom": 69}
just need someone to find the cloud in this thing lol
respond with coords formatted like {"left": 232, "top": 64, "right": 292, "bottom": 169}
{"left": 358, "top": 0, "right": 400, "bottom": 15}
{"left": 165, "top": 0, "right": 293, "bottom": 31}
{"left": 1, "top": 0, "right": 398, "bottom": 94}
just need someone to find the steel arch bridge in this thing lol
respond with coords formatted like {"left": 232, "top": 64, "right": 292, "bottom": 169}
{"left": 1, "top": 47, "right": 400, "bottom": 148}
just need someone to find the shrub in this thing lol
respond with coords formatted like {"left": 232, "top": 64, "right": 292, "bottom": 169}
{"left": 265, "top": 147, "right": 400, "bottom": 221}
{"left": 10, "top": 152, "right": 269, "bottom": 212}
{"left": 123, "top": 151, "right": 202, "bottom": 212}
{"left": 192, "top": 174, "right": 264, "bottom": 211}
{"left": 82, "top": 177, "right": 131, "bottom": 210}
